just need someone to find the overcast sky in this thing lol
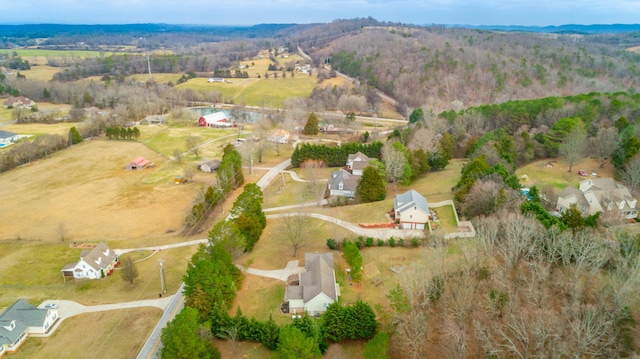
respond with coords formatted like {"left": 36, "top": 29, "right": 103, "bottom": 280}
{"left": 1, "top": 0, "right": 638, "bottom": 26}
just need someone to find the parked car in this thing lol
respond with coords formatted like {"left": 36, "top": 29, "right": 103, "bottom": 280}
{"left": 578, "top": 170, "right": 588, "bottom": 176}
{"left": 43, "top": 303, "right": 58, "bottom": 309}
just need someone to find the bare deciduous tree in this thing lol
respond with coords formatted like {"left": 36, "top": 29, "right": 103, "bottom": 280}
{"left": 559, "top": 122, "right": 587, "bottom": 172}
{"left": 121, "top": 255, "right": 139, "bottom": 284}
{"left": 279, "top": 210, "right": 315, "bottom": 257}
{"left": 186, "top": 134, "right": 202, "bottom": 157}
{"left": 621, "top": 154, "right": 640, "bottom": 194}
{"left": 589, "top": 127, "right": 620, "bottom": 168}
{"left": 301, "top": 159, "right": 327, "bottom": 206}
{"left": 395, "top": 310, "right": 429, "bottom": 359}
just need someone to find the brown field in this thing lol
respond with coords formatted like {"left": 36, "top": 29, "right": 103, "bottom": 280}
{"left": 10, "top": 307, "right": 162, "bottom": 359}
{"left": 20, "top": 65, "right": 63, "bottom": 82}
{"left": 516, "top": 157, "right": 615, "bottom": 190}
{"left": 0, "top": 140, "right": 200, "bottom": 241}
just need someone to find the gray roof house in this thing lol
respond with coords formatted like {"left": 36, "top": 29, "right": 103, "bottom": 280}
{"left": 346, "top": 152, "right": 370, "bottom": 176}
{"left": 0, "top": 300, "right": 59, "bottom": 356}
{"left": 327, "top": 169, "right": 360, "bottom": 198}
{"left": 557, "top": 178, "right": 639, "bottom": 219}
{"left": 394, "top": 189, "right": 430, "bottom": 230}
{"left": 61, "top": 243, "right": 119, "bottom": 280}
{"left": 0, "top": 130, "right": 18, "bottom": 144}
{"left": 285, "top": 252, "right": 340, "bottom": 316}
{"left": 198, "top": 159, "right": 220, "bottom": 173}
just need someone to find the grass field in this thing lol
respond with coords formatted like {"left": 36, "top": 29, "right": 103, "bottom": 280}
{"left": 19, "top": 65, "right": 63, "bottom": 81}
{"left": 10, "top": 307, "right": 162, "bottom": 359}
{"left": 516, "top": 157, "right": 614, "bottom": 190}
{"left": 4, "top": 49, "right": 117, "bottom": 66}
{"left": 0, "top": 140, "right": 198, "bottom": 241}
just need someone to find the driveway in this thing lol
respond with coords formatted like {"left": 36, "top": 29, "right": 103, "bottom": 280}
{"left": 236, "top": 260, "right": 305, "bottom": 281}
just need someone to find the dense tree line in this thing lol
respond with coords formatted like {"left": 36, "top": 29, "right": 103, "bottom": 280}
{"left": 105, "top": 126, "right": 140, "bottom": 140}
{"left": 184, "top": 144, "right": 244, "bottom": 233}
{"left": 290, "top": 141, "right": 383, "bottom": 167}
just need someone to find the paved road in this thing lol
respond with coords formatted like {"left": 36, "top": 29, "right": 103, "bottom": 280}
{"left": 136, "top": 283, "right": 186, "bottom": 359}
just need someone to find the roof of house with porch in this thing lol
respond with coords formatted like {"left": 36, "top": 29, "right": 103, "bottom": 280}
{"left": 0, "top": 300, "right": 47, "bottom": 348}
{"left": 394, "top": 189, "right": 429, "bottom": 215}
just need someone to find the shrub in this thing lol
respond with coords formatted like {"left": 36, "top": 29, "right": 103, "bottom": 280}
{"left": 326, "top": 238, "right": 338, "bottom": 250}
{"left": 388, "top": 237, "right": 396, "bottom": 247}
{"left": 356, "top": 236, "right": 365, "bottom": 249}
{"left": 398, "top": 238, "right": 405, "bottom": 247}
{"left": 365, "top": 237, "right": 374, "bottom": 247}
{"left": 411, "top": 238, "right": 420, "bottom": 247}
{"left": 377, "top": 239, "right": 385, "bottom": 247}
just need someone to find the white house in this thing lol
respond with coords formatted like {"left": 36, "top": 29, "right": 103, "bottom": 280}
{"left": 267, "top": 129, "right": 292, "bottom": 144}
{"left": 61, "top": 243, "right": 119, "bottom": 280}
{"left": 327, "top": 169, "right": 359, "bottom": 198}
{"left": 0, "top": 130, "right": 19, "bottom": 144}
{"left": 557, "top": 178, "right": 639, "bottom": 219}
{"left": 346, "top": 151, "right": 371, "bottom": 176}
{"left": 394, "top": 189, "right": 430, "bottom": 230}
{"left": 2, "top": 96, "right": 35, "bottom": 109}
{"left": 0, "top": 300, "right": 59, "bottom": 356}
{"left": 285, "top": 252, "right": 339, "bottom": 316}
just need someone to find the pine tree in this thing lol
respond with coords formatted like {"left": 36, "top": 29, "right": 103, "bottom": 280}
{"left": 356, "top": 166, "right": 386, "bottom": 203}
{"left": 304, "top": 112, "right": 319, "bottom": 135}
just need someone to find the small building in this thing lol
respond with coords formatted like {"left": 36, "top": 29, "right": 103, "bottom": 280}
{"left": 327, "top": 169, "right": 360, "bottom": 198}
{"left": 208, "top": 77, "right": 224, "bottom": 83}
{"left": 556, "top": 178, "right": 639, "bottom": 219}
{"left": 198, "top": 159, "right": 220, "bottom": 173}
{"left": 0, "top": 300, "right": 59, "bottom": 356}
{"left": 285, "top": 252, "right": 340, "bottom": 316}
{"left": 125, "top": 157, "right": 149, "bottom": 170}
{"left": 61, "top": 243, "right": 119, "bottom": 280}
{"left": 267, "top": 129, "right": 294, "bottom": 144}
{"left": 198, "top": 112, "right": 233, "bottom": 127}
{"left": 2, "top": 96, "right": 36, "bottom": 109}
{"left": 346, "top": 151, "right": 370, "bottom": 176}
{"left": 394, "top": 189, "right": 430, "bottom": 230}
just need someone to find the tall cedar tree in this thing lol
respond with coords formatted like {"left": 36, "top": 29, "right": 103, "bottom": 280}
{"left": 304, "top": 112, "right": 319, "bottom": 135}
{"left": 161, "top": 307, "right": 220, "bottom": 359}
{"left": 357, "top": 165, "right": 386, "bottom": 202}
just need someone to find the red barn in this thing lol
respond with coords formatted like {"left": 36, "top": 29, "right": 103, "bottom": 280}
{"left": 198, "top": 112, "right": 233, "bottom": 127}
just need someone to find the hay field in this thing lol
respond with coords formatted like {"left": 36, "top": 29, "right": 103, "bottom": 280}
{"left": 0, "top": 140, "right": 201, "bottom": 241}
{"left": 19, "top": 65, "right": 63, "bottom": 82}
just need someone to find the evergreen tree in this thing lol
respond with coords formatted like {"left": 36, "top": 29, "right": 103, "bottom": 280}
{"left": 161, "top": 307, "right": 220, "bottom": 359}
{"left": 69, "top": 126, "right": 82, "bottom": 144}
{"left": 356, "top": 166, "right": 386, "bottom": 203}
{"left": 304, "top": 112, "right": 320, "bottom": 135}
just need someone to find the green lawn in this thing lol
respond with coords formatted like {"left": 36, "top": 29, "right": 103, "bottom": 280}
{"left": 4, "top": 49, "right": 115, "bottom": 58}
{"left": 143, "top": 126, "right": 235, "bottom": 157}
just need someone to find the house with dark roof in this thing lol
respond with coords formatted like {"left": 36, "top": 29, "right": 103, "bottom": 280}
{"left": 198, "top": 159, "right": 220, "bottom": 173}
{"left": 61, "top": 243, "right": 119, "bottom": 280}
{"left": 346, "top": 151, "right": 370, "bottom": 176}
{"left": 556, "top": 178, "right": 639, "bottom": 219}
{"left": 2, "top": 96, "right": 35, "bottom": 109}
{"left": 284, "top": 252, "right": 339, "bottom": 316}
{"left": 394, "top": 189, "right": 430, "bottom": 230}
{"left": 0, "top": 130, "right": 18, "bottom": 144}
{"left": 327, "top": 169, "right": 359, "bottom": 198}
{"left": 0, "top": 300, "right": 58, "bottom": 356}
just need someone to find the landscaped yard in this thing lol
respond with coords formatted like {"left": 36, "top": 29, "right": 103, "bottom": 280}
{"left": 516, "top": 157, "right": 615, "bottom": 190}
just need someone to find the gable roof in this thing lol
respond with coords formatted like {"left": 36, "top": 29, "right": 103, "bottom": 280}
{"left": 129, "top": 157, "right": 149, "bottom": 167}
{"left": 300, "top": 252, "right": 337, "bottom": 302}
{"left": 3, "top": 96, "right": 34, "bottom": 107}
{"left": 80, "top": 243, "right": 118, "bottom": 271}
{"left": 347, "top": 151, "right": 369, "bottom": 162}
{"left": 559, "top": 178, "right": 638, "bottom": 216}
{"left": 201, "top": 112, "right": 229, "bottom": 124}
{"left": 328, "top": 169, "right": 359, "bottom": 192}
{"left": 0, "top": 130, "right": 17, "bottom": 139}
{"left": 0, "top": 300, "right": 47, "bottom": 347}
{"left": 394, "top": 189, "right": 429, "bottom": 214}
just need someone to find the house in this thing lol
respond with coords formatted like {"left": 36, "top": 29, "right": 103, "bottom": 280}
{"left": 556, "top": 178, "right": 639, "bottom": 219}
{"left": 394, "top": 189, "right": 430, "bottom": 230}
{"left": 0, "top": 300, "right": 59, "bottom": 357}
{"left": 61, "top": 243, "right": 119, "bottom": 280}
{"left": 2, "top": 96, "right": 36, "bottom": 109}
{"left": 198, "top": 112, "right": 233, "bottom": 127}
{"left": 125, "top": 157, "right": 149, "bottom": 170}
{"left": 267, "top": 129, "right": 292, "bottom": 144}
{"left": 285, "top": 252, "right": 340, "bottom": 316}
{"left": 0, "top": 130, "right": 18, "bottom": 144}
{"left": 327, "top": 169, "right": 360, "bottom": 198}
{"left": 198, "top": 159, "right": 220, "bottom": 173}
{"left": 346, "top": 151, "right": 370, "bottom": 176}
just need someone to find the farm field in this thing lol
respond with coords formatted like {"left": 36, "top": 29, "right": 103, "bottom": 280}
{"left": 18, "top": 65, "right": 63, "bottom": 81}
{"left": 0, "top": 140, "right": 200, "bottom": 241}
{"left": 4, "top": 49, "right": 118, "bottom": 66}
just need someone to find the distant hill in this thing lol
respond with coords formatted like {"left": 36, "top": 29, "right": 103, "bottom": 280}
{"left": 451, "top": 23, "right": 640, "bottom": 34}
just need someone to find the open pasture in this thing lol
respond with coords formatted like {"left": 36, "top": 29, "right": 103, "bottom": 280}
{"left": 0, "top": 140, "right": 202, "bottom": 242}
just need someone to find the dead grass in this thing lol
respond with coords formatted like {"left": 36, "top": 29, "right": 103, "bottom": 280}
{"left": 20, "top": 65, "right": 63, "bottom": 82}
{"left": 0, "top": 140, "right": 202, "bottom": 241}
{"left": 231, "top": 275, "right": 288, "bottom": 325}
{"left": 10, "top": 307, "right": 161, "bottom": 359}
{"left": 516, "top": 158, "right": 615, "bottom": 190}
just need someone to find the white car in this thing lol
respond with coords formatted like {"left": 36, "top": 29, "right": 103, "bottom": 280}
{"left": 43, "top": 303, "right": 58, "bottom": 309}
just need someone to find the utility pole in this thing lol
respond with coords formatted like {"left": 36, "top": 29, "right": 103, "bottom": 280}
{"left": 158, "top": 259, "right": 167, "bottom": 294}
